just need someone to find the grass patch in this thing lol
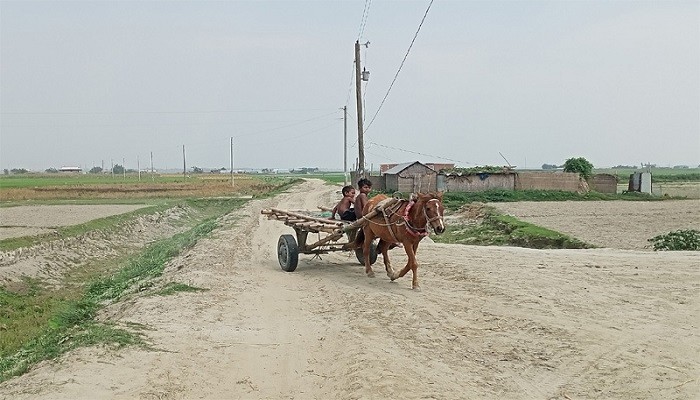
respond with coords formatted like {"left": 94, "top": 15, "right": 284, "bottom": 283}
{"left": 434, "top": 206, "right": 592, "bottom": 249}
{"left": 0, "top": 217, "right": 222, "bottom": 382}
{"left": 441, "top": 189, "right": 670, "bottom": 212}
{"left": 152, "top": 282, "right": 208, "bottom": 296}
{"left": 648, "top": 230, "right": 700, "bottom": 251}
{"left": 0, "top": 195, "right": 252, "bottom": 382}
{"left": 0, "top": 320, "right": 144, "bottom": 380}
{"left": 86, "top": 218, "right": 219, "bottom": 303}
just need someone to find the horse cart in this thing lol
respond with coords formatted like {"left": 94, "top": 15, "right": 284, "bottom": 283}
{"left": 262, "top": 192, "right": 445, "bottom": 289}
{"left": 260, "top": 202, "right": 398, "bottom": 272}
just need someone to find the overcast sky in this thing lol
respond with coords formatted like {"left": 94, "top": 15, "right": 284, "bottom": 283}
{"left": 1, "top": 0, "right": 698, "bottom": 172}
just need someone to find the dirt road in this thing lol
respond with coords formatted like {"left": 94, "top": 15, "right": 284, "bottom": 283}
{"left": 1, "top": 180, "right": 698, "bottom": 399}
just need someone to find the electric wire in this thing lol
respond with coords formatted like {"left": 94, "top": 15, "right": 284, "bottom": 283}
{"left": 357, "top": 0, "right": 372, "bottom": 41}
{"left": 367, "top": 140, "right": 473, "bottom": 166}
{"left": 344, "top": 61, "right": 357, "bottom": 107}
{"left": 365, "top": 0, "right": 434, "bottom": 133}
{"left": 243, "top": 120, "right": 342, "bottom": 147}
{"left": 236, "top": 110, "right": 341, "bottom": 138}
{"left": 0, "top": 108, "right": 334, "bottom": 115}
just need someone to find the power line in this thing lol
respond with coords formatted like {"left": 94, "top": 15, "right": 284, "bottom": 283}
{"left": 367, "top": 140, "right": 473, "bottom": 166}
{"left": 0, "top": 108, "right": 335, "bottom": 116}
{"left": 236, "top": 110, "right": 341, "bottom": 138}
{"left": 344, "top": 60, "right": 356, "bottom": 107}
{"left": 357, "top": 0, "right": 373, "bottom": 41}
{"left": 365, "top": 0, "right": 434, "bottom": 133}
{"left": 243, "top": 120, "right": 342, "bottom": 147}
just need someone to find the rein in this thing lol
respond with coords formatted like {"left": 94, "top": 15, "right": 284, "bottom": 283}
{"left": 403, "top": 198, "right": 442, "bottom": 238}
{"left": 366, "top": 197, "right": 443, "bottom": 241}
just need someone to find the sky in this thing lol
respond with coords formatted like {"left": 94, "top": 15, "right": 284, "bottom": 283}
{"left": 1, "top": 0, "right": 698, "bottom": 172}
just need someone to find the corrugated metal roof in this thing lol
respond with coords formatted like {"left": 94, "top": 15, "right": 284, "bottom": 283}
{"left": 383, "top": 161, "right": 430, "bottom": 175}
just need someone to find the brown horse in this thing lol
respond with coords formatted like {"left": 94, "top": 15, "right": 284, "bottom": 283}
{"left": 355, "top": 192, "right": 445, "bottom": 290}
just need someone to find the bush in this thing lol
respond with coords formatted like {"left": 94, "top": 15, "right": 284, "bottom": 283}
{"left": 563, "top": 157, "right": 593, "bottom": 180}
{"left": 648, "top": 230, "right": 700, "bottom": 251}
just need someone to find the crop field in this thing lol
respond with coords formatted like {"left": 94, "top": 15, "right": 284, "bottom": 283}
{"left": 0, "top": 173, "right": 290, "bottom": 202}
{"left": 595, "top": 167, "right": 700, "bottom": 182}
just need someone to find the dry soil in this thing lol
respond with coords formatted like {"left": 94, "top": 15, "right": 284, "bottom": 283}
{"left": 0, "top": 180, "right": 698, "bottom": 399}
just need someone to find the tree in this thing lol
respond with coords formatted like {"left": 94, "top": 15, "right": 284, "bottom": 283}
{"left": 190, "top": 166, "right": 204, "bottom": 174}
{"left": 541, "top": 163, "right": 560, "bottom": 170}
{"left": 89, "top": 166, "right": 103, "bottom": 174}
{"left": 10, "top": 168, "right": 28, "bottom": 174}
{"left": 45, "top": 167, "right": 58, "bottom": 173}
{"left": 112, "top": 164, "right": 125, "bottom": 175}
{"left": 563, "top": 157, "right": 593, "bottom": 180}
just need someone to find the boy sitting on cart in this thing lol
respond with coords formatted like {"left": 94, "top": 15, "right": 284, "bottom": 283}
{"left": 331, "top": 185, "right": 357, "bottom": 221}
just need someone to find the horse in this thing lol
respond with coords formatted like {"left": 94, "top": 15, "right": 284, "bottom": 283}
{"left": 354, "top": 192, "right": 445, "bottom": 290}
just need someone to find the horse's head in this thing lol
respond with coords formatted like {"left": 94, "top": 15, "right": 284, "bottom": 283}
{"left": 418, "top": 192, "right": 445, "bottom": 235}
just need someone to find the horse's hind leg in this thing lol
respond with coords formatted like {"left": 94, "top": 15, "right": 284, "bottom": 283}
{"left": 377, "top": 239, "right": 394, "bottom": 278}
{"left": 362, "top": 227, "right": 376, "bottom": 278}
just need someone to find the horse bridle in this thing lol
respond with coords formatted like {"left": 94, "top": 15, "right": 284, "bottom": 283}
{"left": 403, "top": 198, "right": 443, "bottom": 237}
{"left": 367, "top": 198, "right": 443, "bottom": 240}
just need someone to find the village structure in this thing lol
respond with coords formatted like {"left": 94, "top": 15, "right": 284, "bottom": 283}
{"left": 353, "top": 161, "right": 619, "bottom": 194}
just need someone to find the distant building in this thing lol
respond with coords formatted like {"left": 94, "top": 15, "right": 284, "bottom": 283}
{"left": 383, "top": 161, "right": 438, "bottom": 193}
{"left": 380, "top": 162, "right": 454, "bottom": 174}
{"left": 59, "top": 166, "right": 82, "bottom": 173}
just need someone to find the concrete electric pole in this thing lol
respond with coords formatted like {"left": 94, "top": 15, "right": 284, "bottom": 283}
{"left": 343, "top": 105, "right": 348, "bottom": 186}
{"left": 355, "top": 40, "right": 366, "bottom": 178}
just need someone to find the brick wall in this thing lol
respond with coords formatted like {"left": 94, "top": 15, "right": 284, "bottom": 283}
{"left": 439, "top": 173, "right": 515, "bottom": 192}
{"left": 515, "top": 171, "right": 584, "bottom": 192}
{"left": 589, "top": 174, "right": 618, "bottom": 194}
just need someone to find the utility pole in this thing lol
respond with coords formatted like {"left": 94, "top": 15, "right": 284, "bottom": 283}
{"left": 150, "top": 151, "right": 154, "bottom": 181}
{"left": 182, "top": 145, "right": 186, "bottom": 178}
{"left": 231, "top": 136, "right": 234, "bottom": 187}
{"left": 342, "top": 106, "right": 348, "bottom": 186}
{"left": 354, "top": 40, "right": 366, "bottom": 178}
{"left": 137, "top": 155, "right": 141, "bottom": 181}
{"left": 122, "top": 157, "right": 126, "bottom": 180}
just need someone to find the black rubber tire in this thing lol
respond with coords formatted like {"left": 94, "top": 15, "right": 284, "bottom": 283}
{"left": 355, "top": 241, "right": 378, "bottom": 266}
{"left": 277, "top": 234, "right": 299, "bottom": 272}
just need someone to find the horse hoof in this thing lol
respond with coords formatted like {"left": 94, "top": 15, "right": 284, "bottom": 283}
{"left": 412, "top": 285, "right": 421, "bottom": 291}
{"left": 366, "top": 271, "right": 375, "bottom": 278}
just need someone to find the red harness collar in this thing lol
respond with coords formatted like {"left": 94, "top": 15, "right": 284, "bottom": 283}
{"left": 403, "top": 200, "right": 429, "bottom": 237}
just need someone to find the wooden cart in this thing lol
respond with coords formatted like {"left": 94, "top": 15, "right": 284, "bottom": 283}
{"left": 261, "top": 199, "right": 399, "bottom": 272}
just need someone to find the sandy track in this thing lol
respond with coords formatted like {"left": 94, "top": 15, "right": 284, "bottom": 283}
{"left": 1, "top": 180, "right": 698, "bottom": 399}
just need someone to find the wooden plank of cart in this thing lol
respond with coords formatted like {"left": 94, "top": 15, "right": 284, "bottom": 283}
{"left": 261, "top": 199, "right": 398, "bottom": 272}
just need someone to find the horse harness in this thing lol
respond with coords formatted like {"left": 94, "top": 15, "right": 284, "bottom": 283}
{"left": 374, "top": 198, "right": 441, "bottom": 243}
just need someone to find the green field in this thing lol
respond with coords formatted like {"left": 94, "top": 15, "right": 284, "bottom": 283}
{"left": 593, "top": 167, "right": 700, "bottom": 183}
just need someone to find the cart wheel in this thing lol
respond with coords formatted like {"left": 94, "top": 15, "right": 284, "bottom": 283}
{"left": 355, "top": 241, "right": 378, "bottom": 266}
{"left": 277, "top": 234, "right": 299, "bottom": 272}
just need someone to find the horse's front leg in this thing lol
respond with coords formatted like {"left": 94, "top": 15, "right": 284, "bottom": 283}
{"left": 362, "top": 227, "right": 376, "bottom": 278}
{"left": 392, "top": 241, "right": 420, "bottom": 290}
{"left": 410, "top": 241, "right": 421, "bottom": 290}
